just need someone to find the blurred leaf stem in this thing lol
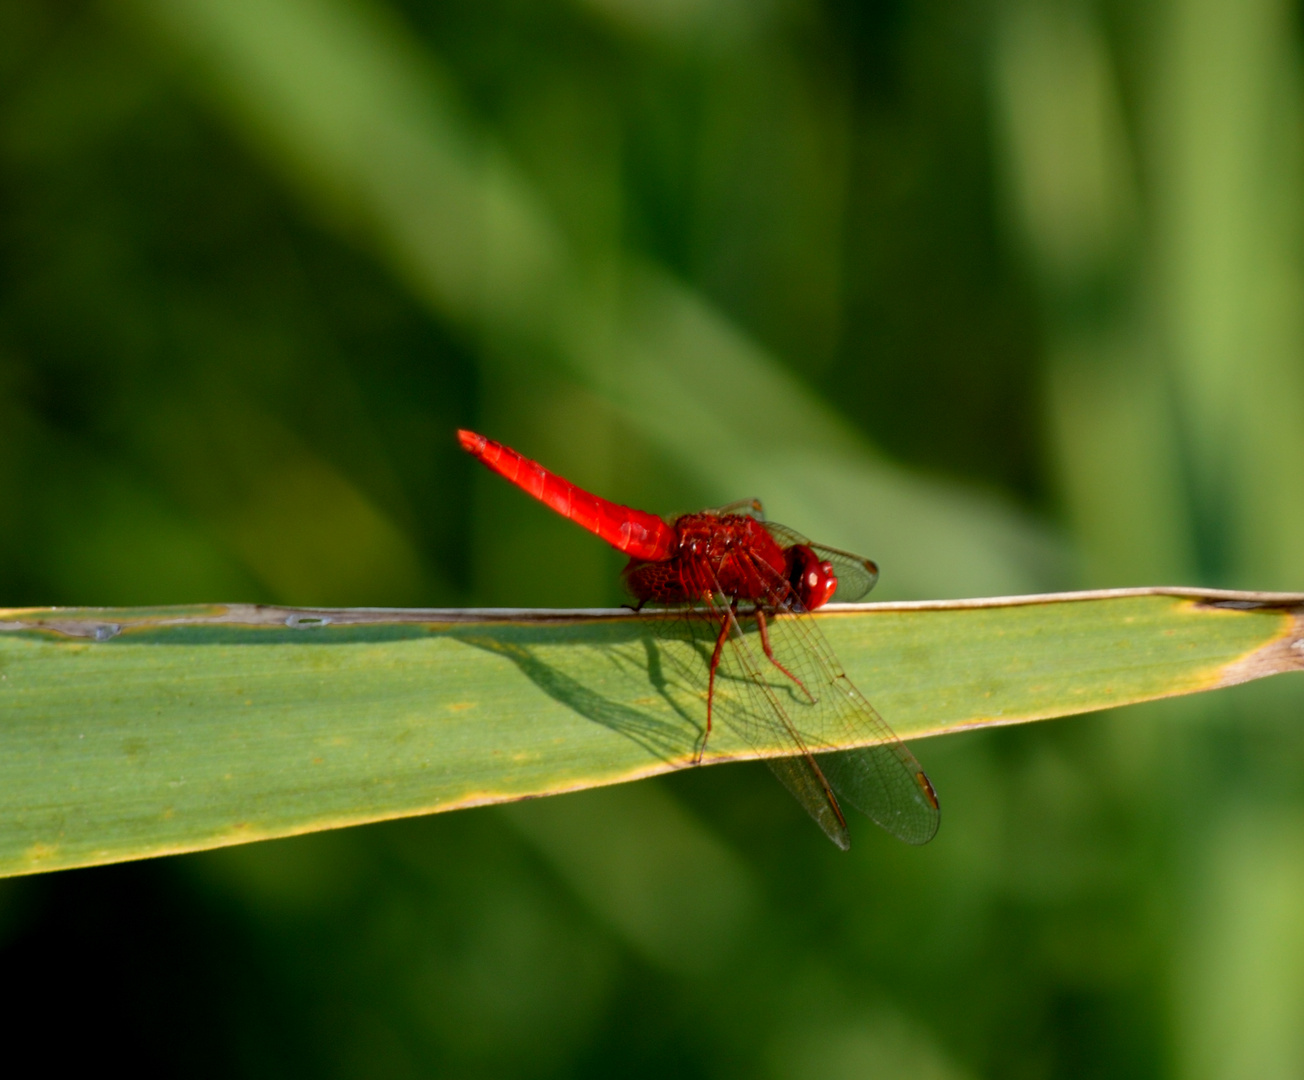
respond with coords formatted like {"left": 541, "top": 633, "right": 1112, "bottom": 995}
{"left": 993, "top": 0, "right": 1193, "bottom": 586}
{"left": 1154, "top": 0, "right": 1304, "bottom": 591}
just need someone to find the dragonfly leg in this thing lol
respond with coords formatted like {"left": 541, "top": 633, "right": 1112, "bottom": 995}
{"left": 699, "top": 606, "right": 734, "bottom": 763}
{"left": 755, "top": 609, "right": 816, "bottom": 703}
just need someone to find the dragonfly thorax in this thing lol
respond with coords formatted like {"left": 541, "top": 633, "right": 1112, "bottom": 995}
{"left": 622, "top": 512, "right": 813, "bottom": 607}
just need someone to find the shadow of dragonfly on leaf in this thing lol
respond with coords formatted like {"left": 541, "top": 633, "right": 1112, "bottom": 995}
{"left": 454, "top": 618, "right": 734, "bottom": 764}
{"left": 452, "top": 614, "right": 805, "bottom": 767}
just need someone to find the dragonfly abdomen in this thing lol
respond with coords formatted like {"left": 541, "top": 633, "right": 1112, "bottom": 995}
{"left": 458, "top": 430, "right": 676, "bottom": 560}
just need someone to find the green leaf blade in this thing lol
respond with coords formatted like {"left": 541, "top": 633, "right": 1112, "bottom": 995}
{"left": 1, "top": 589, "right": 1300, "bottom": 878}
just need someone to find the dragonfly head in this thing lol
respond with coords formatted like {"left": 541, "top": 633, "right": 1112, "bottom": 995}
{"left": 786, "top": 544, "right": 838, "bottom": 610}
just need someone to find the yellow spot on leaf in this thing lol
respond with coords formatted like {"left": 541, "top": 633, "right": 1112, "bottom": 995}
{"left": 25, "top": 843, "right": 58, "bottom": 863}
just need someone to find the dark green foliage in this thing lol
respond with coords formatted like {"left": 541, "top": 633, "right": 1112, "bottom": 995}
{"left": 1, "top": 0, "right": 1303, "bottom": 1076}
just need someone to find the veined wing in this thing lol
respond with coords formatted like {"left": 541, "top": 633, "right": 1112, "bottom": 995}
{"left": 690, "top": 598, "right": 852, "bottom": 850}
{"left": 749, "top": 607, "right": 939, "bottom": 844}
{"left": 732, "top": 553, "right": 939, "bottom": 844}
{"left": 666, "top": 558, "right": 935, "bottom": 848}
{"left": 710, "top": 498, "right": 766, "bottom": 520}
{"left": 761, "top": 522, "right": 879, "bottom": 602}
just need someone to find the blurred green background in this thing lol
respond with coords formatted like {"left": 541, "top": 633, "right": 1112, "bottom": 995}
{"left": 2, "top": 0, "right": 1304, "bottom": 1074}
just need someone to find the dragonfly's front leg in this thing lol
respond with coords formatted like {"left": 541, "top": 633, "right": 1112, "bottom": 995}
{"left": 755, "top": 608, "right": 816, "bottom": 704}
{"left": 700, "top": 601, "right": 736, "bottom": 763}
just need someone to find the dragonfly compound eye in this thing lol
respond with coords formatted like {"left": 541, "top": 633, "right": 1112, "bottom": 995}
{"left": 787, "top": 545, "right": 838, "bottom": 610}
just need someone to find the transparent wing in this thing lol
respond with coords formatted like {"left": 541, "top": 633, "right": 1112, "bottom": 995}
{"left": 761, "top": 522, "right": 879, "bottom": 602}
{"left": 811, "top": 545, "right": 879, "bottom": 602}
{"left": 661, "top": 575, "right": 851, "bottom": 848}
{"left": 733, "top": 555, "right": 939, "bottom": 844}
{"left": 710, "top": 498, "right": 766, "bottom": 520}
{"left": 673, "top": 559, "right": 936, "bottom": 847}
{"left": 705, "top": 603, "right": 852, "bottom": 850}
{"left": 759, "top": 618, "right": 938, "bottom": 842}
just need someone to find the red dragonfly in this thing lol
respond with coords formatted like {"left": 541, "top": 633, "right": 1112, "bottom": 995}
{"left": 459, "top": 429, "right": 939, "bottom": 848}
